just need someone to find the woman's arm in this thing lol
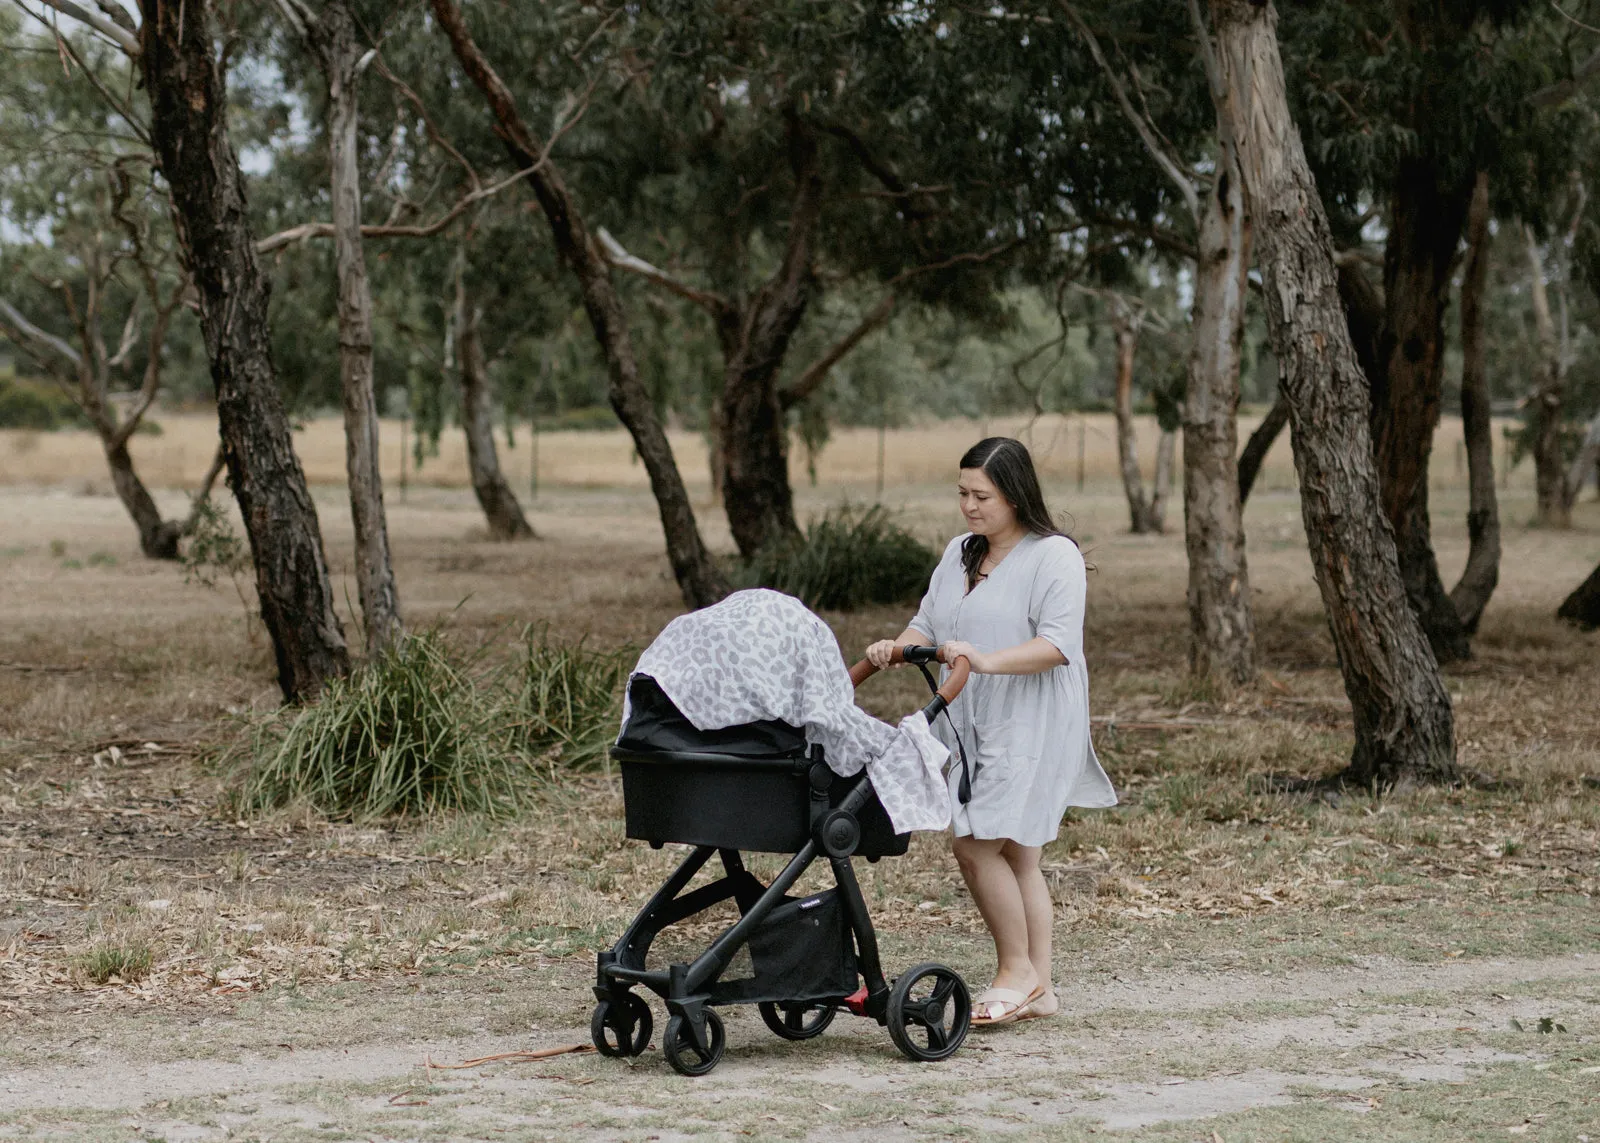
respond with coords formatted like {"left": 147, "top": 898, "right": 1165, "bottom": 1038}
{"left": 939, "top": 636, "right": 1065, "bottom": 676}
{"left": 865, "top": 627, "right": 933, "bottom": 670}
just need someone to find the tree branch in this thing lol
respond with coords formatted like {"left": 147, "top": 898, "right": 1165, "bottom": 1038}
{"left": 594, "top": 227, "right": 728, "bottom": 315}
{"left": 27, "top": 0, "right": 141, "bottom": 56}
{"left": 779, "top": 293, "right": 897, "bottom": 410}
{"left": 0, "top": 297, "right": 84, "bottom": 370}
{"left": 254, "top": 164, "right": 534, "bottom": 253}
{"left": 1055, "top": 0, "right": 1201, "bottom": 223}
{"left": 1531, "top": 45, "right": 1600, "bottom": 107}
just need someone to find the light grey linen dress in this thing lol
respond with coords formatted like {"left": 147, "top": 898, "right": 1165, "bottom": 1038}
{"left": 908, "top": 532, "right": 1117, "bottom": 845}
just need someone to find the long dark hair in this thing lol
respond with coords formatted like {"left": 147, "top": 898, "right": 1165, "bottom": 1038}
{"left": 959, "top": 436, "right": 1070, "bottom": 587}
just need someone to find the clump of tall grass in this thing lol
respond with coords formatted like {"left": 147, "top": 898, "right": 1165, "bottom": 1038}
{"left": 738, "top": 504, "right": 936, "bottom": 611}
{"left": 512, "top": 629, "right": 633, "bottom": 775}
{"left": 235, "top": 631, "right": 526, "bottom": 820}
{"left": 229, "top": 628, "right": 638, "bottom": 820}
{"left": 73, "top": 940, "right": 153, "bottom": 985}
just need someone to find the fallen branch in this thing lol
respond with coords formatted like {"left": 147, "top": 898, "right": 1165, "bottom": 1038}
{"left": 424, "top": 1044, "right": 595, "bottom": 1070}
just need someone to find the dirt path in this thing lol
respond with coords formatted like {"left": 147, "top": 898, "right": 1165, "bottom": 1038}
{"left": 3, "top": 954, "right": 1594, "bottom": 1140}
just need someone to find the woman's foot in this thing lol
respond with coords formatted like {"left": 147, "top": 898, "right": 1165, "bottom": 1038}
{"left": 1016, "top": 987, "right": 1059, "bottom": 1021}
{"left": 972, "top": 980, "right": 1044, "bottom": 1027}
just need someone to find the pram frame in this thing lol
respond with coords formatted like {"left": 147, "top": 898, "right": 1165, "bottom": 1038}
{"left": 593, "top": 645, "right": 971, "bottom": 1074}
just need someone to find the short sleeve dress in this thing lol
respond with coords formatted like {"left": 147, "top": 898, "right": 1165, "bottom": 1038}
{"left": 908, "top": 532, "right": 1117, "bottom": 845}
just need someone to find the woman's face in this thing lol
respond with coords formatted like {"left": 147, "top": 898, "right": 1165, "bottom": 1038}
{"left": 958, "top": 467, "right": 1018, "bottom": 538}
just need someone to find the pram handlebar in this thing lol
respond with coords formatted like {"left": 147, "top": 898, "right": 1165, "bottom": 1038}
{"left": 847, "top": 645, "right": 971, "bottom": 720}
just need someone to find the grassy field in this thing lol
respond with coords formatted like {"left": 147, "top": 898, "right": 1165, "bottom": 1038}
{"left": 0, "top": 416, "right": 1597, "bottom": 1141}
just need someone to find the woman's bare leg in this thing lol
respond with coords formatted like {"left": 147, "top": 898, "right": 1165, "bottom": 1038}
{"left": 1001, "top": 841, "right": 1055, "bottom": 1009}
{"left": 952, "top": 834, "right": 1039, "bottom": 998}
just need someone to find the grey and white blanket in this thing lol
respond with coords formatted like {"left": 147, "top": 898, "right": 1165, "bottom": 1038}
{"left": 623, "top": 589, "right": 951, "bottom": 834}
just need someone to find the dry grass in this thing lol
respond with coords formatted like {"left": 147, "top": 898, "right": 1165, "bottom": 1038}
{"left": 0, "top": 407, "right": 1531, "bottom": 497}
{"left": 0, "top": 424, "right": 1595, "bottom": 1139}
{"left": 1, "top": 430, "right": 1596, "bottom": 1013}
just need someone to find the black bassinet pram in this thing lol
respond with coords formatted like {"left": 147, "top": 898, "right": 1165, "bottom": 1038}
{"left": 591, "top": 645, "right": 972, "bottom": 1076}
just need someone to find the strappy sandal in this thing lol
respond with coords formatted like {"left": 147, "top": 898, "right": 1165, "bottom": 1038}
{"left": 971, "top": 984, "right": 1045, "bottom": 1027}
{"left": 1016, "top": 987, "right": 1059, "bottom": 1021}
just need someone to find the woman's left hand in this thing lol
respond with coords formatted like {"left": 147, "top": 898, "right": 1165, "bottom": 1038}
{"left": 940, "top": 640, "right": 988, "bottom": 673}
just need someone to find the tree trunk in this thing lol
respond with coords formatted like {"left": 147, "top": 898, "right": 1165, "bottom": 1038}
{"left": 309, "top": 2, "right": 403, "bottom": 656}
{"left": 1208, "top": 0, "right": 1456, "bottom": 787}
{"left": 456, "top": 274, "right": 535, "bottom": 540}
{"left": 713, "top": 113, "right": 820, "bottom": 561}
{"left": 1184, "top": 155, "right": 1256, "bottom": 685}
{"left": 104, "top": 436, "right": 182, "bottom": 559}
{"left": 1558, "top": 560, "right": 1600, "bottom": 629}
{"left": 1562, "top": 410, "right": 1600, "bottom": 512}
{"left": 1370, "top": 159, "right": 1473, "bottom": 663}
{"left": 1111, "top": 299, "right": 1158, "bottom": 533}
{"left": 429, "top": 0, "right": 727, "bottom": 609}
{"left": 1526, "top": 227, "right": 1570, "bottom": 528}
{"left": 1237, "top": 394, "right": 1287, "bottom": 506}
{"left": 1450, "top": 172, "right": 1500, "bottom": 635}
{"left": 137, "top": 0, "right": 349, "bottom": 702}
{"left": 1150, "top": 428, "right": 1176, "bottom": 532}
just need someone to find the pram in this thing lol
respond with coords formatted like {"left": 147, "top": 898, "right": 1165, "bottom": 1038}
{"left": 591, "top": 644, "right": 973, "bottom": 1076}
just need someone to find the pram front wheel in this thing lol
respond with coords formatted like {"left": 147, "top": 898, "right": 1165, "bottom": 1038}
{"left": 663, "top": 1008, "right": 725, "bottom": 1076}
{"left": 887, "top": 963, "right": 970, "bottom": 1062}
{"left": 591, "top": 994, "right": 652, "bottom": 1058}
{"left": 759, "top": 999, "right": 837, "bottom": 1041}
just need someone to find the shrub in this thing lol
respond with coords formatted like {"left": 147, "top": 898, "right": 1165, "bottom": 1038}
{"left": 737, "top": 504, "right": 937, "bottom": 611}
{"left": 235, "top": 632, "right": 526, "bottom": 819}
{"left": 0, "top": 374, "right": 82, "bottom": 430}
{"left": 512, "top": 628, "right": 633, "bottom": 775}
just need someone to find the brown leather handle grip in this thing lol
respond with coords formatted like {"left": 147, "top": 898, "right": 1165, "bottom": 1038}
{"left": 848, "top": 645, "right": 972, "bottom": 705}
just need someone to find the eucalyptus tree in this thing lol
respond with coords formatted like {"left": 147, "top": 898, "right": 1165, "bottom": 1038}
{"left": 1203, "top": 0, "right": 1457, "bottom": 786}
{"left": 586, "top": 1, "right": 1031, "bottom": 560}
{"left": 21, "top": 0, "right": 352, "bottom": 700}
{"left": 0, "top": 12, "right": 221, "bottom": 558}
{"left": 428, "top": 0, "right": 729, "bottom": 609}
{"left": 266, "top": 0, "right": 401, "bottom": 654}
{"left": 1270, "top": 0, "right": 1592, "bottom": 661}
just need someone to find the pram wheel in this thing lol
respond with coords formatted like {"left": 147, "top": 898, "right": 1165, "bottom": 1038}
{"left": 663, "top": 1009, "right": 725, "bottom": 1076}
{"left": 759, "top": 1000, "right": 837, "bottom": 1041}
{"left": 886, "top": 963, "right": 970, "bottom": 1062}
{"left": 591, "top": 994, "right": 653, "bottom": 1058}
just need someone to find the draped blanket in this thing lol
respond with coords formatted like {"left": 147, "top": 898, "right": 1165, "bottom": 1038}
{"left": 623, "top": 589, "right": 951, "bottom": 834}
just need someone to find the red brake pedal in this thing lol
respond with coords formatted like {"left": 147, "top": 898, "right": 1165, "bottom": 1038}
{"left": 844, "top": 986, "right": 868, "bottom": 1016}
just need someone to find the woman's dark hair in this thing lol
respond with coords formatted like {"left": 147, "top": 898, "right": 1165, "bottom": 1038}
{"left": 959, "top": 436, "right": 1070, "bottom": 587}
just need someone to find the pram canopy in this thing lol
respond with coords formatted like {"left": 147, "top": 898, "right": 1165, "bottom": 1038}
{"left": 620, "top": 589, "right": 951, "bottom": 833}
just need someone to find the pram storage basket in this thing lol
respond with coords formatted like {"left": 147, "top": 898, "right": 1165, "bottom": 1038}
{"left": 710, "top": 889, "right": 857, "bottom": 1005}
{"left": 614, "top": 676, "right": 909, "bottom": 857}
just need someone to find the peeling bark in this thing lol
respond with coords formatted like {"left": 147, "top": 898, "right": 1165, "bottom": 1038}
{"left": 1184, "top": 157, "right": 1256, "bottom": 685}
{"left": 1208, "top": 0, "right": 1456, "bottom": 786}
{"left": 1110, "top": 298, "right": 1166, "bottom": 533}
{"left": 137, "top": 0, "right": 349, "bottom": 701}
{"left": 1450, "top": 172, "right": 1500, "bottom": 635}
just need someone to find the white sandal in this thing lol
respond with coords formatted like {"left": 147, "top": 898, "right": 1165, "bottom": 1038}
{"left": 971, "top": 984, "right": 1044, "bottom": 1027}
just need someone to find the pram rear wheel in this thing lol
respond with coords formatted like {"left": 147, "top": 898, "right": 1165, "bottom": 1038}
{"left": 663, "top": 1009, "right": 725, "bottom": 1076}
{"left": 886, "top": 962, "right": 970, "bottom": 1062}
{"left": 759, "top": 999, "right": 837, "bottom": 1041}
{"left": 591, "top": 994, "right": 652, "bottom": 1058}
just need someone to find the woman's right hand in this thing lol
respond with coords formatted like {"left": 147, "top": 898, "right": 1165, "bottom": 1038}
{"left": 865, "top": 639, "right": 901, "bottom": 670}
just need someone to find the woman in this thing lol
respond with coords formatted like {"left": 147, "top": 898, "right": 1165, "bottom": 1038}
{"left": 866, "top": 437, "right": 1116, "bottom": 1026}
